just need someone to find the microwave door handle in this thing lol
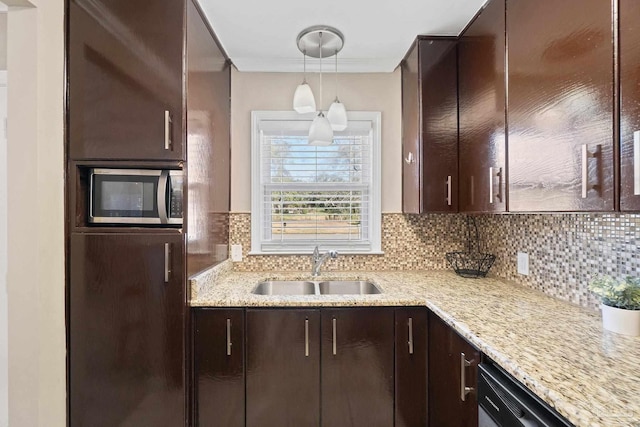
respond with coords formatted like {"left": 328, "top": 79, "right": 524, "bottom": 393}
{"left": 157, "top": 170, "right": 169, "bottom": 224}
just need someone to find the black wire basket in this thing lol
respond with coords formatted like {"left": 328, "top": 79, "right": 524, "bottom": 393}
{"left": 445, "top": 216, "right": 496, "bottom": 278}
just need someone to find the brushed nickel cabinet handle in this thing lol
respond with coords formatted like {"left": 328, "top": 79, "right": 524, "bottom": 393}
{"left": 332, "top": 318, "right": 337, "bottom": 356}
{"left": 634, "top": 131, "right": 640, "bottom": 196}
{"left": 446, "top": 175, "right": 452, "bottom": 206}
{"left": 164, "top": 243, "right": 171, "bottom": 283}
{"left": 460, "top": 352, "right": 474, "bottom": 402}
{"left": 404, "top": 151, "right": 415, "bottom": 164}
{"left": 581, "top": 144, "right": 599, "bottom": 198}
{"left": 408, "top": 317, "right": 414, "bottom": 355}
{"left": 164, "top": 110, "right": 172, "bottom": 150}
{"left": 489, "top": 167, "right": 494, "bottom": 204}
{"left": 226, "top": 318, "right": 232, "bottom": 356}
{"left": 305, "top": 318, "right": 309, "bottom": 357}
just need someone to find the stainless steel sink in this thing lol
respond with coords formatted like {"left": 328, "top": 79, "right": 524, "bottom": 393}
{"left": 252, "top": 280, "right": 316, "bottom": 295}
{"left": 318, "top": 280, "right": 381, "bottom": 295}
{"left": 252, "top": 279, "right": 382, "bottom": 295}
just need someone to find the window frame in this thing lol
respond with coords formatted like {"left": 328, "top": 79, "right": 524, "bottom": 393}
{"left": 250, "top": 110, "right": 382, "bottom": 255}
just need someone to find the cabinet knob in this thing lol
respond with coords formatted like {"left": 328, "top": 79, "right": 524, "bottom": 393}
{"left": 404, "top": 152, "right": 415, "bottom": 164}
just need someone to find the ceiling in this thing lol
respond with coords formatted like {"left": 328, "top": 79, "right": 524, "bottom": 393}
{"left": 197, "top": 0, "right": 488, "bottom": 73}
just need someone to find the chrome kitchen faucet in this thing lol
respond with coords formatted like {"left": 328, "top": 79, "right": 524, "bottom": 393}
{"left": 311, "top": 245, "right": 338, "bottom": 277}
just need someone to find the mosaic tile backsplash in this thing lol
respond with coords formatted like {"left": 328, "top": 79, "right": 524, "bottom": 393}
{"left": 229, "top": 213, "right": 468, "bottom": 272}
{"left": 229, "top": 212, "right": 640, "bottom": 310}
{"left": 476, "top": 213, "right": 640, "bottom": 310}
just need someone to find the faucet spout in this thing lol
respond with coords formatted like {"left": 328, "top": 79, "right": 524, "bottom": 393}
{"left": 311, "top": 245, "right": 338, "bottom": 276}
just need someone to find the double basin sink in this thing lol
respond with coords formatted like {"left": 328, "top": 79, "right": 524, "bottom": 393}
{"left": 253, "top": 280, "right": 381, "bottom": 296}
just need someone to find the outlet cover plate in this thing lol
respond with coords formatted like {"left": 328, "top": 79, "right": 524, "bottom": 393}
{"left": 517, "top": 252, "right": 529, "bottom": 275}
{"left": 231, "top": 244, "right": 243, "bottom": 262}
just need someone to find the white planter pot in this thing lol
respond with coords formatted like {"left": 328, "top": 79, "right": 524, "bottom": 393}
{"left": 601, "top": 304, "right": 640, "bottom": 336}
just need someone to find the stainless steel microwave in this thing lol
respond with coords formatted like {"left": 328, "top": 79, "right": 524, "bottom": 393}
{"left": 89, "top": 168, "right": 183, "bottom": 225}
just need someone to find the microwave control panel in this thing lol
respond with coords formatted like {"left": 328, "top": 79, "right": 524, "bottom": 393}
{"left": 168, "top": 172, "right": 183, "bottom": 220}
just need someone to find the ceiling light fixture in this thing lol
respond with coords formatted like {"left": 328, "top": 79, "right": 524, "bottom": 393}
{"left": 293, "top": 49, "right": 316, "bottom": 114}
{"left": 327, "top": 49, "right": 348, "bottom": 131}
{"left": 294, "top": 26, "right": 345, "bottom": 145}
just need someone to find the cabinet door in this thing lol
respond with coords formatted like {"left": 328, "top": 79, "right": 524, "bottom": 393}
{"left": 321, "top": 308, "right": 394, "bottom": 427}
{"left": 69, "top": 233, "right": 185, "bottom": 427}
{"left": 402, "top": 41, "right": 422, "bottom": 214}
{"left": 68, "top": 0, "right": 184, "bottom": 160}
{"left": 458, "top": 0, "right": 507, "bottom": 213}
{"left": 193, "top": 309, "right": 244, "bottom": 427}
{"left": 402, "top": 39, "right": 459, "bottom": 214}
{"left": 246, "top": 309, "right": 320, "bottom": 427}
{"left": 507, "top": 0, "right": 614, "bottom": 211}
{"left": 395, "top": 308, "right": 428, "bottom": 427}
{"left": 421, "top": 40, "right": 459, "bottom": 213}
{"left": 620, "top": 0, "right": 640, "bottom": 211}
{"left": 428, "top": 313, "right": 480, "bottom": 427}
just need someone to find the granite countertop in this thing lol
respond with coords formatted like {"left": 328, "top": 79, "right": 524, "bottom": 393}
{"left": 190, "top": 261, "right": 640, "bottom": 427}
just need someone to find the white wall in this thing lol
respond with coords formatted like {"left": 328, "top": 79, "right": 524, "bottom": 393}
{"left": 7, "top": 0, "right": 66, "bottom": 426}
{"left": 231, "top": 68, "right": 403, "bottom": 213}
{"left": 0, "top": 70, "right": 6, "bottom": 427}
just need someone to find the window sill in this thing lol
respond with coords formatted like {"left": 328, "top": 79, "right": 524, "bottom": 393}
{"left": 247, "top": 250, "right": 385, "bottom": 256}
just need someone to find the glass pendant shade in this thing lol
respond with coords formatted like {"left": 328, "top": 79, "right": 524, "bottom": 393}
{"left": 308, "top": 112, "right": 333, "bottom": 146}
{"left": 327, "top": 98, "right": 348, "bottom": 131}
{"left": 293, "top": 81, "right": 316, "bottom": 114}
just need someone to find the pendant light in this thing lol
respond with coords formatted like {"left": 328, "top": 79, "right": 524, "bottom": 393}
{"left": 308, "top": 31, "right": 333, "bottom": 146}
{"left": 327, "top": 49, "right": 348, "bottom": 131}
{"left": 294, "top": 26, "right": 345, "bottom": 145}
{"left": 293, "top": 50, "right": 316, "bottom": 114}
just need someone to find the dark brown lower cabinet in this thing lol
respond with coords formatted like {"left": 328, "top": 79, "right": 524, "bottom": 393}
{"left": 246, "top": 309, "right": 321, "bottom": 427}
{"left": 429, "top": 312, "right": 480, "bottom": 427}
{"left": 193, "top": 309, "right": 244, "bottom": 427}
{"left": 69, "top": 232, "right": 185, "bottom": 427}
{"left": 395, "top": 308, "right": 428, "bottom": 427}
{"left": 321, "top": 307, "right": 395, "bottom": 427}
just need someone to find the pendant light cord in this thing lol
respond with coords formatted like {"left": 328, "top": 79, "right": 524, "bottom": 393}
{"left": 303, "top": 49, "right": 307, "bottom": 83}
{"left": 334, "top": 49, "right": 339, "bottom": 100}
{"left": 319, "top": 32, "right": 323, "bottom": 112}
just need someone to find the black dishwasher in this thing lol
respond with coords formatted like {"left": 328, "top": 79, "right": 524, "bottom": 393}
{"left": 478, "top": 361, "right": 574, "bottom": 427}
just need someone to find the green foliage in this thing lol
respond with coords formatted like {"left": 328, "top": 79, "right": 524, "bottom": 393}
{"left": 588, "top": 276, "right": 640, "bottom": 310}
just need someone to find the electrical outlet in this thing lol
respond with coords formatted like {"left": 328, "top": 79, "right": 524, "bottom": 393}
{"left": 517, "top": 252, "right": 529, "bottom": 275}
{"left": 231, "top": 244, "right": 243, "bottom": 262}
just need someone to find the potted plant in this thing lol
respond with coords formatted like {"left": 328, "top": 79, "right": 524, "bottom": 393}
{"left": 588, "top": 276, "right": 640, "bottom": 336}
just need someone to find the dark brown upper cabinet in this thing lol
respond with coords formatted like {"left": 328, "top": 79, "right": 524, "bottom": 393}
{"left": 321, "top": 308, "right": 395, "bottom": 427}
{"left": 193, "top": 308, "right": 245, "bottom": 427}
{"left": 507, "top": 0, "right": 615, "bottom": 212}
{"left": 402, "top": 38, "right": 459, "bottom": 213}
{"left": 620, "top": 0, "right": 640, "bottom": 211}
{"left": 458, "top": 0, "right": 507, "bottom": 213}
{"left": 428, "top": 312, "right": 480, "bottom": 427}
{"left": 246, "top": 309, "right": 321, "bottom": 427}
{"left": 68, "top": 0, "right": 185, "bottom": 161}
{"left": 395, "top": 308, "right": 428, "bottom": 427}
{"left": 69, "top": 232, "right": 185, "bottom": 427}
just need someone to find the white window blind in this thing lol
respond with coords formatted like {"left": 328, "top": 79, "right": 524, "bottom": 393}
{"left": 251, "top": 111, "right": 381, "bottom": 254}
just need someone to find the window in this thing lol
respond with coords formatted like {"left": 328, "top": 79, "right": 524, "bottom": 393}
{"left": 251, "top": 111, "right": 381, "bottom": 254}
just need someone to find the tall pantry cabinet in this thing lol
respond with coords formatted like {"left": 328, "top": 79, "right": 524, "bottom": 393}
{"left": 66, "top": 0, "right": 230, "bottom": 425}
